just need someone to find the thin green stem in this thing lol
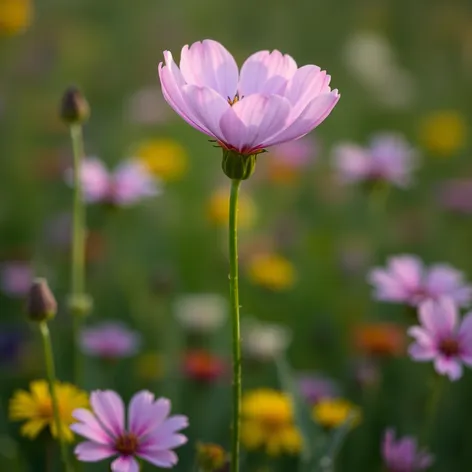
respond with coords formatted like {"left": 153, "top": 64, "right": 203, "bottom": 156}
{"left": 229, "top": 179, "right": 242, "bottom": 472}
{"left": 421, "top": 374, "right": 445, "bottom": 444}
{"left": 40, "top": 322, "right": 73, "bottom": 472}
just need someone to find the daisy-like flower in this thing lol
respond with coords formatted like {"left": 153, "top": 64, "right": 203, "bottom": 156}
{"left": 312, "top": 398, "right": 361, "bottom": 429}
{"left": 158, "top": 39, "right": 339, "bottom": 178}
{"left": 408, "top": 297, "right": 472, "bottom": 381}
{"left": 382, "top": 429, "right": 434, "bottom": 472}
{"left": 354, "top": 322, "right": 406, "bottom": 357}
{"left": 333, "top": 133, "right": 417, "bottom": 187}
{"left": 368, "top": 255, "right": 472, "bottom": 307}
{"left": 68, "top": 158, "right": 160, "bottom": 206}
{"left": 80, "top": 322, "right": 141, "bottom": 359}
{"left": 247, "top": 252, "right": 297, "bottom": 291}
{"left": 9, "top": 380, "right": 88, "bottom": 441}
{"left": 71, "top": 390, "right": 188, "bottom": 471}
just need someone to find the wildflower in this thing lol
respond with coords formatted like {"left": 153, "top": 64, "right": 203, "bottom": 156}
{"left": 9, "top": 380, "right": 88, "bottom": 441}
{"left": 207, "top": 188, "right": 256, "bottom": 229}
{"left": 60, "top": 86, "right": 90, "bottom": 125}
{"left": 247, "top": 253, "right": 296, "bottom": 291}
{"left": 419, "top": 111, "right": 466, "bottom": 156}
{"left": 408, "top": 297, "right": 472, "bottom": 381}
{"left": 183, "top": 350, "right": 226, "bottom": 382}
{"left": 0, "top": 0, "right": 33, "bottom": 36}
{"left": 242, "top": 318, "right": 291, "bottom": 362}
{"left": 298, "top": 374, "right": 339, "bottom": 404}
{"left": 135, "top": 138, "right": 188, "bottom": 181}
{"left": 26, "top": 278, "right": 57, "bottom": 322}
{"left": 158, "top": 39, "right": 339, "bottom": 179}
{"left": 368, "top": 255, "right": 472, "bottom": 307}
{"left": 196, "top": 442, "right": 227, "bottom": 471}
{"left": 382, "top": 429, "right": 434, "bottom": 471}
{"left": 333, "top": 133, "right": 418, "bottom": 187}
{"left": 173, "top": 293, "right": 227, "bottom": 334}
{"left": 67, "top": 158, "right": 160, "bottom": 206}
{"left": 71, "top": 390, "right": 188, "bottom": 470}
{"left": 312, "top": 398, "right": 361, "bottom": 429}
{"left": 354, "top": 322, "right": 405, "bottom": 357}
{"left": 0, "top": 261, "right": 32, "bottom": 297}
{"left": 437, "top": 179, "right": 472, "bottom": 215}
{"left": 241, "top": 389, "right": 301, "bottom": 456}
{"left": 80, "top": 322, "right": 141, "bottom": 359}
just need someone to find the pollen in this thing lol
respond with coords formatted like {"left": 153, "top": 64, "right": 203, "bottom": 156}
{"left": 115, "top": 433, "right": 139, "bottom": 456}
{"left": 227, "top": 94, "right": 240, "bottom": 106}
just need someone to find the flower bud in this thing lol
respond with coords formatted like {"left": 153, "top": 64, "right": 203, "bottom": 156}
{"left": 221, "top": 149, "right": 256, "bottom": 180}
{"left": 60, "top": 86, "right": 90, "bottom": 125}
{"left": 196, "top": 442, "right": 227, "bottom": 472}
{"left": 67, "top": 293, "right": 93, "bottom": 317}
{"left": 26, "top": 278, "right": 57, "bottom": 322}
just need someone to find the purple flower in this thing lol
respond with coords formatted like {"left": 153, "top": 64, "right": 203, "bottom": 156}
{"left": 72, "top": 390, "right": 188, "bottom": 471}
{"left": 368, "top": 255, "right": 472, "bottom": 307}
{"left": 0, "top": 262, "right": 32, "bottom": 297}
{"left": 67, "top": 158, "right": 160, "bottom": 206}
{"left": 408, "top": 297, "right": 472, "bottom": 381}
{"left": 158, "top": 40, "right": 339, "bottom": 155}
{"left": 80, "top": 322, "right": 141, "bottom": 359}
{"left": 382, "top": 429, "right": 433, "bottom": 471}
{"left": 298, "top": 373, "right": 338, "bottom": 404}
{"left": 271, "top": 137, "right": 315, "bottom": 167}
{"left": 333, "top": 133, "right": 417, "bottom": 187}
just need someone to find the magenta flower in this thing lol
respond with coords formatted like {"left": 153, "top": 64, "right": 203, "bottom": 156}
{"left": 408, "top": 297, "right": 472, "bottom": 381}
{"left": 382, "top": 429, "right": 433, "bottom": 471}
{"left": 72, "top": 390, "right": 188, "bottom": 471}
{"left": 68, "top": 158, "right": 160, "bottom": 206}
{"left": 80, "top": 322, "right": 141, "bottom": 359}
{"left": 368, "top": 255, "right": 472, "bottom": 307}
{"left": 0, "top": 262, "right": 32, "bottom": 297}
{"left": 333, "top": 133, "right": 417, "bottom": 187}
{"left": 158, "top": 39, "right": 339, "bottom": 156}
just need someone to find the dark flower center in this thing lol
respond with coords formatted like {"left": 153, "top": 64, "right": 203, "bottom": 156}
{"left": 115, "top": 433, "right": 138, "bottom": 456}
{"left": 438, "top": 337, "right": 460, "bottom": 357}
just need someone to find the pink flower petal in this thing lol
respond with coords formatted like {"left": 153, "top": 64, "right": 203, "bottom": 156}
{"left": 434, "top": 356, "right": 463, "bottom": 381}
{"left": 407, "top": 326, "right": 434, "bottom": 348}
{"left": 368, "top": 268, "right": 410, "bottom": 302}
{"left": 179, "top": 40, "right": 239, "bottom": 99}
{"left": 459, "top": 313, "right": 472, "bottom": 345}
{"left": 111, "top": 456, "right": 140, "bottom": 472}
{"left": 408, "top": 342, "right": 436, "bottom": 361}
{"left": 90, "top": 390, "right": 125, "bottom": 438}
{"left": 418, "top": 298, "right": 457, "bottom": 337}
{"left": 138, "top": 450, "right": 179, "bottom": 468}
{"left": 154, "top": 415, "right": 189, "bottom": 436}
{"left": 388, "top": 255, "right": 423, "bottom": 290}
{"left": 74, "top": 441, "right": 116, "bottom": 462}
{"left": 75, "top": 158, "right": 111, "bottom": 203}
{"left": 143, "top": 434, "right": 187, "bottom": 451}
{"left": 71, "top": 409, "right": 114, "bottom": 445}
{"left": 128, "top": 392, "right": 170, "bottom": 437}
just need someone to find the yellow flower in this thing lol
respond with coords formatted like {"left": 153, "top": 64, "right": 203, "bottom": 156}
{"left": 9, "top": 380, "right": 88, "bottom": 442}
{"left": 247, "top": 253, "right": 296, "bottom": 291}
{"left": 313, "top": 398, "right": 361, "bottom": 429}
{"left": 0, "top": 0, "right": 32, "bottom": 35}
{"left": 241, "top": 389, "right": 301, "bottom": 456}
{"left": 135, "top": 138, "right": 188, "bottom": 181}
{"left": 419, "top": 111, "right": 467, "bottom": 156}
{"left": 207, "top": 188, "right": 256, "bottom": 229}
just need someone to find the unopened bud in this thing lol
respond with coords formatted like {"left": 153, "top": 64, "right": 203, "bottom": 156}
{"left": 27, "top": 278, "right": 57, "bottom": 322}
{"left": 67, "top": 294, "right": 93, "bottom": 317}
{"left": 222, "top": 149, "right": 256, "bottom": 180}
{"left": 60, "top": 86, "right": 90, "bottom": 125}
{"left": 196, "top": 442, "right": 227, "bottom": 472}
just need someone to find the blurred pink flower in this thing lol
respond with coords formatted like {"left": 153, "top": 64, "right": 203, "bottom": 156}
{"left": 297, "top": 373, "right": 338, "bottom": 404}
{"left": 382, "top": 429, "right": 433, "bottom": 471}
{"left": 408, "top": 297, "right": 472, "bottom": 381}
{"left": 158, "top": 39, "right": 339, "bottom": 155}
{"left": 80, "top": 322, "right": 141, "bottom": 359}
{"left": 67, "top": 158, "right": 160, "bottom": 206}
{"left": 271, "top": 138, "right": 315, "bottom": 167}
{"left": 333, "top": 133, "right": 418, "bottom": 187}
{"left": 0, "top": 262, "right": 32, "bottom": 297}
{"left": 72, "top": 390, "right": 188, "bottom": 470}
{"left": 437, "top": 179, "right": 472, "bottom": 214}
{"left": 368, "top": 255, "right": 472, "bottom": 307}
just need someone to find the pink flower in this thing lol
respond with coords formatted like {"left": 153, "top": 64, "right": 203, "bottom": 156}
{"left": 68, "top": 158, "right": 160, "bottom": 206}
{"left": 0, "top": 262, "right": 32, "bottom": 297}
{"left": 408, "top": 298, "right": 472, "bottom": 381}
{"left": 80, "top": 322, "right": 141, "bottom": 359}
{"left": 72, "top": 390, "right": 188, "bottom": 471}
{"left": 333, "top": 133, "right": 417, "bottom": 187}
{"left": 368, "top": 255, "right": 472, "bottom": 307}
{"left": 382, "top": 429, "right": 433, "bottom": 471}
{"left": 158, "top": 39, "right": 339, "bottom": 155}
{"left": 271, "top": 137, "right": 315, "bottom": 167}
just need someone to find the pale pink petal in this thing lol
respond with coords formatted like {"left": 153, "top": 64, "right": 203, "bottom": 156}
{"left": 90, "top": 391, "right": 125, "bottom": 438}
{"left": 154, "top": 415, "right": 189, "bottom": 436}
{"left": 71, "top": 409, "right": 114, "bottom": 445}
{"left": 334, "top": 144, "right": 371, "bottom": 183}
{"left": 451, "top": 286, "right": 472, "bottom": 307}
{"left": 238, "top": 50, "right": 297, "bottom": 97}
{"left": 459, "top": 313, "right": 472, "bottom": 345}
{"left": 407, "top": 326, "right": 434, "bottom": 348}
{"left": 425, "top": 265, "right": 464, "bottom": 293}
{"left": 368, "top": 268, "right": 410, "bottom": 302}
{"left": 72, "top": 158, "right": 110, "bottom": 203}
{"left": 219, "top": 94, "right": 291, "bottom": 153}
{"left": 179, "top": 40, "right": 239, "bottom": 99}
{"left": 111, "top": 456, "right": 140, "bottom": 472}
{"left": 408, "top": 342, "right": 436, "bottom": 361}
{"left": 129, "top": 393, "right": 170, "bottom": 437}
{"left": 74, "top": 441, "right": 116, "bottom": 461}
{"left": 137, "top": 450, "right": 178, "bottom": 468}
{"left": 434, "top": 356, "right": 463, "bottom": 381}
{"left": 418, "top": 298, "right": 457, "bottom": 337}
{"left": 388, "top": 255, "right": 423, "bottom": 290}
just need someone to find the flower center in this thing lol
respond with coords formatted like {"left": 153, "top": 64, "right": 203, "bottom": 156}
{"left": 439, "top": 337, "right": 460, "bottom": 357}
{"left": 227, "top": 94, "right": 240, "bottom": 106}
{"left": 115, "top": 433, "right": 138, "bottom": 456}
{"left": 38, "top": 400, "right": 54, "bottom": 419}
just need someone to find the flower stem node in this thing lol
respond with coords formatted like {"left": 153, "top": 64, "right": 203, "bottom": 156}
{"left": 222, "top": 149, "right": 257, "bottom": 181}
{"left": 27, "top": 279, "right": 57, "bottom": 322}
{"left": 67, "top": 293, "right": 93, "bottom": 317}
{"left": 60, "top": 86, "right": 90, "bottom": 125}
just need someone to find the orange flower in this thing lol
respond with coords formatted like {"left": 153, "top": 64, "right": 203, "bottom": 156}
{"left": 354, "top": 322, "right": 405, "bottom": 357}
{"left": 183, "top": 350, "right": 226, "bottom": 382}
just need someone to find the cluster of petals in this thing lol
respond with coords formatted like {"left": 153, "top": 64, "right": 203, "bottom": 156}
{"left": 368, "top": 255, "right": 472, "bottom": 307}
{"left": 158, "top": 39, "right": 339, "bottom": 155}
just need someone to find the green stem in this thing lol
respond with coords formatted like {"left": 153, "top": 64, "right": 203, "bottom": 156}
{"left": 229, "top": 179, "right": 242, "bottom": 472}
{"left": 421, "top": 374, "right": 445, "bottom": 444}
{"left": 70, "top": 124, "right": 86, "bottom": 384}
{"left": 40, "top": 322, "right": 73, "bottom": 472}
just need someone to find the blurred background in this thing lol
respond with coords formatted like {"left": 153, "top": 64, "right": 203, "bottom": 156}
{"left": 1, "top": 0, "right": 472, "bottom": 470}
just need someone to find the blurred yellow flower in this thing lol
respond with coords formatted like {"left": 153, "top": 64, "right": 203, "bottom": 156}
{"left": 241, "top": 389, "right": 301, "bottom": 456}
{"left": 9, "top": 380, "right": 88, "bottom": 442}
{"left": 419, "top": 111, "right": 467, "bottom": 156}
{"left": 207, "top": 188, "right": 256, "bottom": 229}
{"left": 0, "top": 0, "right": 32, "bottom": 35}
{"left": 135, "top": 138, "right": 188, "bottom": 181}
{"left": 313, "top": 398, "right": 361, "bottom": 429}
{"left": 135, "top": 351, "right": 165, "bottom": 381}
{"left": 247, "top": 253, "right": 296, "bottom": 291}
